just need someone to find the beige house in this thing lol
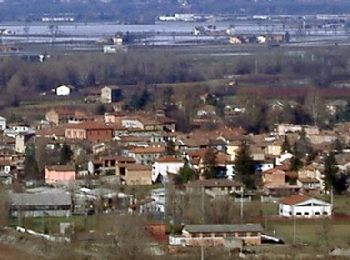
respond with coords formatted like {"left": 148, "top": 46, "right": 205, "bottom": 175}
{"left": 226, "top": 140, "right": 241, "bottom": 161}
{"left": 101, "top": 86, "right": 122, "bottom": 104}
{"left": 124, "top": 164, "right": 152, "bottom": 185}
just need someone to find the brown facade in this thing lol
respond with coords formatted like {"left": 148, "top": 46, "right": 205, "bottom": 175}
{"left": 65, "top": 122, "right": 114, "bottom": 143}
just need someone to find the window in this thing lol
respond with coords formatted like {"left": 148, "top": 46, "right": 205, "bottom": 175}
{"left": 296, "top": 212, "right": 302, "bottom": 216}
{"left": 304, "top": 212, "right": 309, "bottom": 216}
{"left": 323, "top": 212, "right": 328, "bottom": 215}
{"left": 315, "top": 212, "right": 320, "bottom": 216}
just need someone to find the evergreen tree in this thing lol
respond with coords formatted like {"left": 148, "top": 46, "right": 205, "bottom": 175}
{"left": 203, "top": 148, "right": 217, "bottom": 179}
{"left": 333, "top": 139, "right": 344, "bottom": 154}
{"left": 138, "top": 88, "right": 150, "bottom": 109}
{"left": 294, "top": 128, "right": 312, "bottom": 157}
{"left": 24, "top": 144, "right": 39, "bottom": 180}
{"left": 60, "top": 143, "right": 73, "bottom": 165}
{"left": 281, "top": 135, "right": 292, "bottom": 153}
{"left": 165, "top": 140, "right": 176, "bottom": 156}
{"left": 324, "top": 152, "right": 338, "bottom": 193}
{"left": 234, "top": 142, "right": 256, "bottom": 189}
{"left": 290, "top": 155, "right": 303, "bottom": 172}
{"left": 174, "top": 161, "right": 196, "bottom": 185}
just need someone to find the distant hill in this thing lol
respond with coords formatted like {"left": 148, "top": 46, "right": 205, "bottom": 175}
{"left": 1, "top": 0, "right": 350, "bottom": 23}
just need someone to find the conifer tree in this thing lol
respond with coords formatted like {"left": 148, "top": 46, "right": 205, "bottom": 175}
{"left": 234, "top": 142, "right": 256, "bottom": 189}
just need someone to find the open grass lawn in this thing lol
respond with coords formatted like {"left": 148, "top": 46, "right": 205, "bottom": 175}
{"left": 266, "top": 219, "right": 350, "bottom": 248}
{"left": 332, "top": 195, "right": 350, "bottom": 214}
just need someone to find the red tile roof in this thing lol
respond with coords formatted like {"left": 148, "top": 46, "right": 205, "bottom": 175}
{"left": 155, "top": 156, "right": 183, "bottom": 163}
{"left": 280, "top": 194, "right": 311, "bottom": 205}
{"left": 126, "top": 164, "right": 152, "bottom": 171}
{"left": 130, "top": 146, "right": 165, "bottom": 154}
{"left": 65, "top": 121, "right": 113, "bottom": 130}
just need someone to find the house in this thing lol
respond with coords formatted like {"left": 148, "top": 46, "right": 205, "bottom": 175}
{"left": 129, "top": 146, "right": 165, "bottom": 165}
{"left": 229, "top": 36, "right": 243, "bottom": 44}
{"left": 279, "top": 194, "right": 332, "bottom": 218}
{"left": 276, "top": 124, "right": 319, "bottom": 136}
{"left": 196, "top": 105, "right": 217, "bottom": 117}
{"left": 0, "top": 172, "right": 12, "bottom": 185}
{"left": 55, "top": 85, "right": 71, "bottom": 96}
{"left": 89, "top": 155, "right": 135, "bottom": 175}
{"left": 152, "top": 156, "right": 184, "bottom": 183}
{"left": 9, "top": 192, "right": 71, "bottom": 217}
{"left": 187, "top": 179, "right": 242, "bottom": 198}
{"left": 4, "top": 125, "right": 35, "bottom": 138}
{"left": 124, "top": 164, "right": 152, "bottom": 185}
{"left": 262, "top": 168, "right": 286, "bottom": 188}
{"left": 297, "top": 178, "right": 321, "bottom": 192}
{"left": 0, "top": 116, "right": 6, "bottom": 130}
{"left": 113, "top": 34, "right": 123, "bottom": 45}
{"left": 179, "top": 224, "right": 263, "bottom": 246}
{"left": 15, "top": 133, "right": 35, "bottom": 154}
{"left": 298, "top": 164, "right": 324, "bottom": 192}
{"left": 45, "top": 165, "right": 76, "bottom": 184}
{"left": 101, "top": 86, "right": 122, "bottom": 104}
{"left": 121, "top": 115, "right": 176, "bottom": 132}
{"left": 0, "top": 160, "right": 12, "bottom": 174}
{"left": 65, "top": 122, "right": 114, "bottom": 143}
{"left": 226, "top": 140, "right": 241, "bottom": 161}
{"left": 130, "top": 188, "right": 166, "bottom": 216}
{"left": 45, "top": 108, "right": 89, "bottom": 125}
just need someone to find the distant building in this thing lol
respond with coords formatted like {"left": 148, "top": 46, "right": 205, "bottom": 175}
{"left": 55, "top": 85, "right": 72, "bottom": 96}
{"left": 101, "top": 86, "right": 122, "bottom": 104}
{"left": 129, "top": 146, "right": 165, "bottom": 165}
{"left": 45, "top": 165, "right": 76, "bottom": 184}
{"left": 103, "top": 45, "right": 126, "bottom": 54}
{"left": 177, "top": 224, "right": 263, "bottom": 246}
{"left": 0, "top": 116, "right": 6, "bottom": 130}
{"left": 187, "top": 179, "right": 242, "bottom": 198}
{"left": 279, "top": 194, "right": 332, "bottom": 218}
{"left": 9, "top": 192, "right": 72, "bottom": 217}
{"left": 4, "top": 125, "right": 35, "bottom": 138}
{"left": 152, "top": 156, "right": 184, "bottom": 183}
{"left": 65, "top": 122, "right": 114, "bottom": 143}
{"left": 15, "top": 133, "right": 35, "bottom": 154}
{"left": 45, "top": 108, "right": 89, "bottom": 125}
{"left": 124, "top": 164, "right": 152, "bottom": 185}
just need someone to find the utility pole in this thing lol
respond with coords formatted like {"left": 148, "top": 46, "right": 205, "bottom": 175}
{"left": 201, "top": 186, "right": 205, "bottom": 260}
{"left": 240, "top": 186, "right": 244, "bottom": 222}
{"left": 331, "top": 186, "right": 334, "bottom": 205}
{"left": 293, "top": 206, "right": 296, "bottom": 244}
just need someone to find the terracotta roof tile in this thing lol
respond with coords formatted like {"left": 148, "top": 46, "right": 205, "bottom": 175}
{"left": 155, "top": 156, "right": 183, "bottom": 163}
{"left": 130, "top": 146, "right": 165, "bottom": 154}
{"left": 280, "top": 194, "right": 311, "bottom": 205}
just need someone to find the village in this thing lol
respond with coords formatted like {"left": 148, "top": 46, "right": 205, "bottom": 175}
{"left": 0, "top": 80, "right": 349, "bottom": 258}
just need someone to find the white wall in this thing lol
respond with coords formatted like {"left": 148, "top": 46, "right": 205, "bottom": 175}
{"left": 56, "top": 85, "right": 71, "bottom": 96}
{"left": 152, "top": 162, "right": 183, "bottom": 183}
{"left": 0, "top": 117, "right": 6, "bottom": 130}
{"left": 279, "top": 200, "right": 332, "bottom": 218}
{"left": 121, "top": 119, "right": 144, "bottom": 129}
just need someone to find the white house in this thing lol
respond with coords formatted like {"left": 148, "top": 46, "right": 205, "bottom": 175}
{"left": 55, "top": 85, "right": 71, "bottom": 96}
{"left": 279, "top": 194, "right": 332, "bottom": 218}
{"left": 0, "top": 116, "right": 6, "bottom": 130}
{"left": 4, "top": 125, "right": 35, "bottom": 138}
{"left": 152, "top": 156, "right": 184, "bottom": 183}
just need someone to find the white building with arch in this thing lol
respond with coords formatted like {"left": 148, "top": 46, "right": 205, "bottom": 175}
{"left": 279, "top": 194, "right": 332, "bottom": 218}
